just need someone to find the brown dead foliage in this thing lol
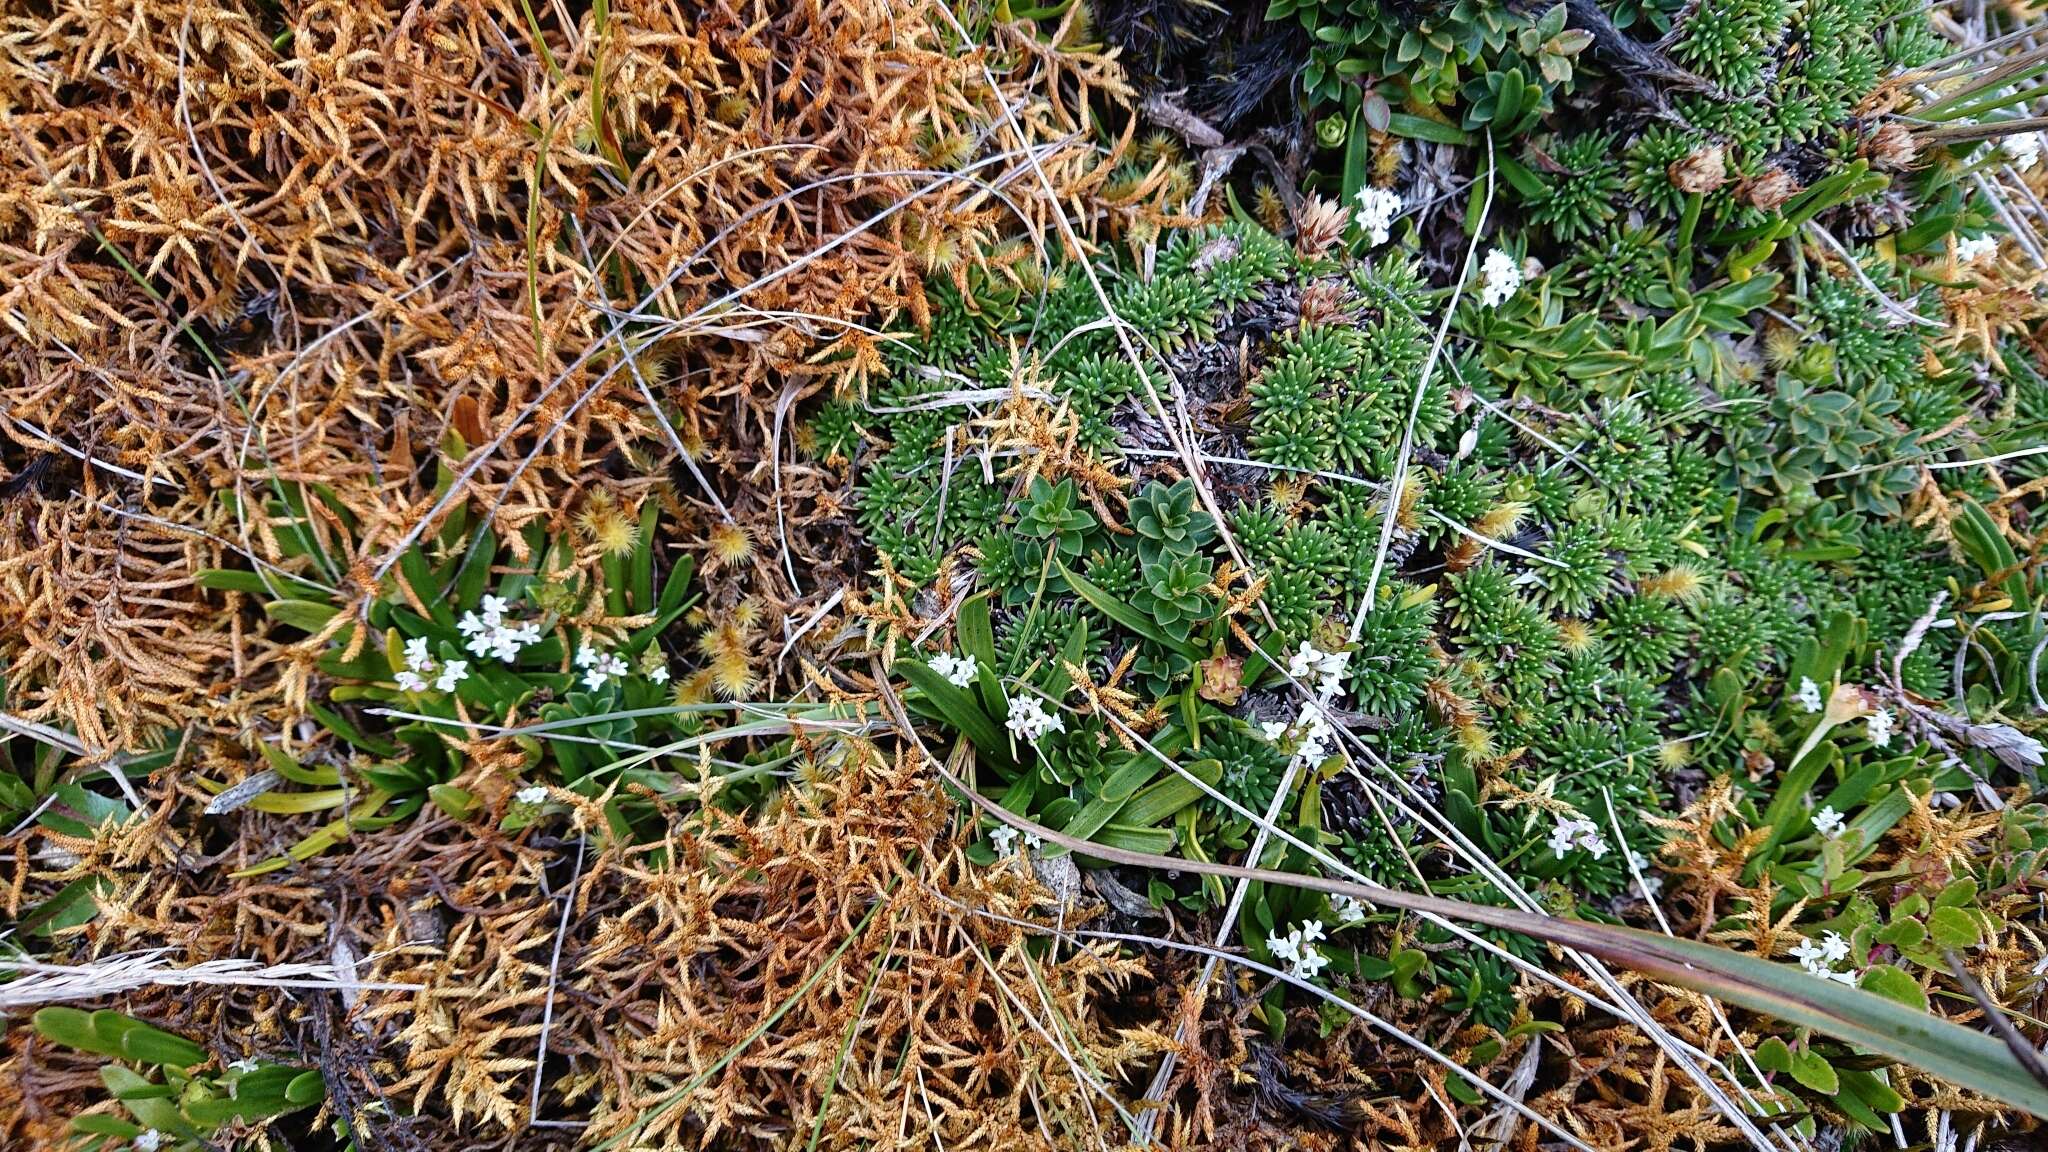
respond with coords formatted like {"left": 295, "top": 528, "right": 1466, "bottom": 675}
{"left": 2, "top": 735, "right": 1160, "bottom": 1150}
{"left": 0, "top": 0, "right": 1135, "bottom": 754}
{"left": 0, "top": 3, "right": 1199, "bottom": 1146}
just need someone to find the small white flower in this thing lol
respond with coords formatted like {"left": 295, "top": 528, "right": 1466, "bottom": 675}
{"left": 1791, "top": 931, "right": 1857, "bottom": 983}
{"left": 1548, "top": 819, "right": 1581, "bottom": 859}
{"left": 1478, "top": 247, "right": 1523, "bottom": 308}
{"left": 989, "top": 825, "right": 1019, "bottom": 855}
{"left": 226, "top": 1058, "right": 260, "bottom": 1073}
{"left": 1292, "top": 701, "right": 1337, "bottom": 764}
{"left": 648, "top": 663, "right": 671, "bottom": 685}
{"left": 1287, "top": 641, "right": 1321, "bottom": 682}
{"left": 1548, "top": 816, "right": 1608, "bottom": 859}
{"left": 1626, "top": 849, "right": 1663, "bottom": 898}
{"left": 1262, "top": 700, "right": 1341, "bottom": 762}
{"left": 1795, "top": 676, "right": 1823, "bottom": 714}
{"left": 1867, "top": 708, "right": 1896, "bottom": 749}
{"left": 404, "top": 636, "right": 434, "bottom": 673}
{"left": 487, "top": 628, "right": 525, "bottom": 664}
{"left": 515, "top": 785, "right": 549, "bottom": 805}
{"left": 458, "top": 610, "right": 487, "bottom": 637}
{"left": 1290, "top": 947, "right": 1331, "bottom": 981}
{"left": 1955, "top": 233, "right": 1999, "bottom": 264}
{"left": 481, "top": 594, "right": 510, "bottom": 626}
{"left": 1267, "top": 920, "right": 1331, "bottom": 981}
{"left": 1332, "top": 894, "right": 1367, "bottom": 924}
{"left": 1353, "top": 186, "right": 1402, "bottom": 247}
{"left": 930, "top": 651, "right": 978, "bottom": 687}
{"left": 1313, "top": 652, "right": 1348, "bottom": 697}
{"left": 1286, "top": 642, "right": 1350, "bottom": 696}
{"left": 2000, "top": 131, "right": 2042, "bottom": 172}
{"left": 1819, "top": 930, "right": 1851, "bottom": 964}
{"left": 576, "top": 642, "right": 629, "bottom": 689}
{"left": 395, "top": 670, "right": 429, "bottom": 692}
{"left": 1005, "top": 694, "right": 1066, "bottom": 743}
{"left": 434, "top": 660, "right": 469, "bottom": 692}
{"left": 1024, "top": 830, "right": 1043, "bottom": 851}
{"left": 1812, "top": 805, "right": 1845, "bottom": 838}
{"left": 132, "top": 1132, "right": 166, "bottom": 1152}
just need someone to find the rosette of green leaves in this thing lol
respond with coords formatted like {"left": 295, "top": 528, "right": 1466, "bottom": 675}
{"left": 1128, "top": 479, "right": 1216, "bottom": 566}
{"left": 1135, "top": 553, "right": 1215, "bottom": 644}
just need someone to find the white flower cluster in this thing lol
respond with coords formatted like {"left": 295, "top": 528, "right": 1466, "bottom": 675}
{"left": 1267, "top": 919, "right": 1331, "bottom": 981}
{"left": 395, "top": 634, "right": 468, "bottom": 693}
{"left": 1260, "top": 700, "right": 1339, "bottom": 764}
{"left": 1354, "top": 186, "right": 1402, "bottom": 247}
{"left": 575, "top": 639, "right": 632, "bottom": 691}
{"left": 2000, "top": 131, "right": 2043, "bottom": 172}
{"left": 988, "top": 823, "right": 1042, "bottom": 855}
{"left": 1548, "top": 815, "right": 1610, "bottom": 860}
{"left": 1331, "top": 893, "right": 1368, "bottom": 924}
{"left": 459, "top": 594, "right": 543, "bottom": 664}
{"left": 1627, "top": 849, "right": 1662, "bottom": 899}
{"left": 1866, "top": 707, "right": 1895, "bottom": 748}
{"left": 1812, "top": 804, "right": 1846, "bottom": 838}
{"left": 1955, "top": 233, "right": 2000, "bottom": 264}
{"left": 516, "top": 784, "right": 550, "bottom": 805}
{"left": 1794, "top": 676, "right": 1823, "bottom": 714}
{"left": 1006, "top": 693, "right": 1066, "bottom": 743}
{"left": 1478, "top": 247, "right": 1522, "bottom": 308}
{"left": 1790, "top": 931, "right": 1857, "bottom": 984}
{"left": 930, "top": 651, "right": 978, "bottom": 688}
{"left": 1286, "top": 641, "right": 1350, "bottom": 696}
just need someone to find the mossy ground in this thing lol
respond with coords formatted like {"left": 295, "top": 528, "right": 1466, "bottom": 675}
{"left": 3, "top": 0, "right": 2047, "bottom": 1149}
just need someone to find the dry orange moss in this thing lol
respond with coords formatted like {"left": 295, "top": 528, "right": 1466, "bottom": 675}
{"left": 0, "top": 0, "right": 1136, "bottom": 754}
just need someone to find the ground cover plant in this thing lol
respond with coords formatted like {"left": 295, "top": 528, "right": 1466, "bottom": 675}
{"left": 3, "top": 0, "right": 2048, "bottom": 1149}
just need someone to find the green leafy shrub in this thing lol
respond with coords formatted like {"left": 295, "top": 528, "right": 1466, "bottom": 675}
{"left": 198, "top": 470, "right": 720, "bottom": 869}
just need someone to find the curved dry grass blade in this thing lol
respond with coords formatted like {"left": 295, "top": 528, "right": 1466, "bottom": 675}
{"left": 924, "top": 750, "right": 2048, "bottom": 1119}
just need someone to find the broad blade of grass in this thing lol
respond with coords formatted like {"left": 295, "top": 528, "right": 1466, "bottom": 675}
{"left": 899, "top": 658, "right": 1007, "bottom": 760}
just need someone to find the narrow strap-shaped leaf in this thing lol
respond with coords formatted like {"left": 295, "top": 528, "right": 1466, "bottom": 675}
{"left": 955, "top": 592, "right": 1007, "bottom": 720}
{"left": 657, "top": 554, "right": 697, "bottom": 616}
{"left": 1117, "top": 758, "right": 1221, "bottom": 828}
